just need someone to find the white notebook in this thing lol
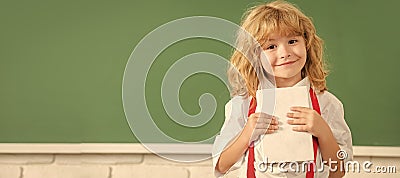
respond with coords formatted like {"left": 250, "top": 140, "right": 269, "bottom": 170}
{"left": 255, "top": 86, "right": 314, "bottom": 162}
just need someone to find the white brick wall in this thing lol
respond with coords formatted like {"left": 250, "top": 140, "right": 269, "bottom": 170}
{"left": 0, "top": 154, "right": 398, "bottom": 178}
{"left": 0, "top": 145, "right": 398, "bottom": 178}
{"left": 0, "top": 165, "right": 21, "bottom": 178}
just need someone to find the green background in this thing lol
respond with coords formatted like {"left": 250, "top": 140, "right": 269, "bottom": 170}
{"left": 0, "top": 0, "right": 399, "bottom": 146}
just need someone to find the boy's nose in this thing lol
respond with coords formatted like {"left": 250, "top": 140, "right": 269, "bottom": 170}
{"left": 278, "top": 45, "right": 291, "bottom": 59}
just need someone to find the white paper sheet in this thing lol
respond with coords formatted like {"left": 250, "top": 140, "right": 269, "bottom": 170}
{"left": 255, "top": 86, "right": 313, "bottom": 162}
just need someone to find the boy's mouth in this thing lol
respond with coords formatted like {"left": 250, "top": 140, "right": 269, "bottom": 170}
{"left": 275, "top": 60, "right": 297, "bottom": 66}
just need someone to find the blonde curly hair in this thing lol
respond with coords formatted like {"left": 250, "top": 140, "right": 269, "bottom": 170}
{"left": 228, "top": 0, "right": 328, "bottom": 98}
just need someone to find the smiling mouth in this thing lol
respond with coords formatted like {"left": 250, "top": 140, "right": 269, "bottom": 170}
{"left": 276, "top": 60, "right": 297, "bottom": 66}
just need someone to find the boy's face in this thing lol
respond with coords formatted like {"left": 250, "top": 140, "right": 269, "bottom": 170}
{"left": 260, "top": 32, "right": 307, "bottom": 85}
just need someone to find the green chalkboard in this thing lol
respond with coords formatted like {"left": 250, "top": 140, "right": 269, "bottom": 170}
{"left": 0, "top": 0, "right": 399, "bottom": 146}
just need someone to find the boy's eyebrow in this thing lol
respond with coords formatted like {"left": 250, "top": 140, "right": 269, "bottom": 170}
{"left": 260, "top": 39, "right": 275, "bottom": 44}
{"left": 288, "top": 35, "right": 303, "bottom": 38}
{"left": 264, "top": 35, "right": 301, "bottom": 42}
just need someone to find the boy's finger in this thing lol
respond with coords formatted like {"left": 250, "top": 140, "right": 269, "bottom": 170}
{"left": 290, "top": 107, "right": 312, "bottom": 113}
{"left": 265, "top": 129, "right": 275, "bottom": 134}
{"left": 287, "top": 118, "right": 306, "bottom": 125}
{"left": 255, "top": 124, "right": 269, "bottom": 129}
{"left": 256, "top": 117, "right": 273, "bottom": 123}
{"left": 269, "top": 125, "right": 279, "bottom": 130}
{"left": 267, "top": 120, "right": 278, "bottom": 125}
{"left": 287, "top": 112, "right": 306, "bottom": 118}
{"left": 292, "top": 125, "right": 308, "bottom": 132}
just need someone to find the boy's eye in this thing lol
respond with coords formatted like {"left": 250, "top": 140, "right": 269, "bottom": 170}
{"left": 288, "top": 39, "right": 298, "bottom": 44}
{"left": 265, "top": 45, "right": 276, "bottom": 50}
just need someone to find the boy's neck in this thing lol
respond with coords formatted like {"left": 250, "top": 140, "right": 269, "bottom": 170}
{"left": 270, "top": 75, "right": 303, "bottom": 88}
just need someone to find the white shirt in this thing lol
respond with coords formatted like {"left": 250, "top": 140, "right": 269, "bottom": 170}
{"left": 212, "top": 77, "right": 353, "bottom": 178}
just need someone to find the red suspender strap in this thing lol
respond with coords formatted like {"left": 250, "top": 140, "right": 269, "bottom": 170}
{"left": 246, "top": 88, "right": 321, "bottom": 178}
{"left": 247, "top": 99, "right": 256, "bottom": 178}
{"left": 307, "top": 88, "right": 320, "bottom": 178}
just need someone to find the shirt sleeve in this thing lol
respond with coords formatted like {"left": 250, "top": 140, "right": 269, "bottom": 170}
{"left": 212, "top": 95, "right": 248, "bottom": 177}
{"left": 319, "top": 92, "right": 354, "bottom": 163}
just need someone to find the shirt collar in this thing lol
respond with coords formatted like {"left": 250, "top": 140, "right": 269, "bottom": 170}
{"left": 259, "top": 77, "right": 310, "bottom": 89}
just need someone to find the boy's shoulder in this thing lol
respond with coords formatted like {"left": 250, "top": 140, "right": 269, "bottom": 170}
{"left": 226, "top": 95, "right": 249, "bottom": 106}
{"left": 224, "top": 95, "right": 250, "bottom": 114}
{"left": 317, "top": 90, "right": 344, "bottom": 109}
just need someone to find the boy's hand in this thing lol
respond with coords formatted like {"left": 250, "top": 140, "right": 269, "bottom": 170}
{"left": 286, "top": 106, "right": 330, "bottom": 138}
{"left": 246, "top": 112, "right": 279, "bottom": 143}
